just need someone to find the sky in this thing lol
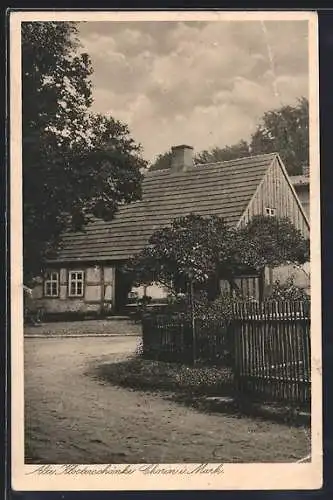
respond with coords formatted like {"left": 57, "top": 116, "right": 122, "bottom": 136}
{"left": 78, "top": 20, "right": 309, "bottom": 164}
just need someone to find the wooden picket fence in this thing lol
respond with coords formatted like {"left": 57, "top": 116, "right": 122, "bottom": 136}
{"left": 141, "top": 300, "right": 311, "bottom": 405}
{"left": 141, "top": 313, "right": 230, "bottom": 365}
{"left": 232, "top": 300, "right": 311, "bottom": 405}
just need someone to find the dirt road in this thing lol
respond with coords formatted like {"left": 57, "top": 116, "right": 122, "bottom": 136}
{"left": 25, "top": 336, "right": 310, "bottom": 464}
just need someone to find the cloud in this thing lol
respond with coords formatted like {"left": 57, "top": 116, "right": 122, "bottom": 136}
{"left": 78, "top": 20, "right": 309, "bottom": 162}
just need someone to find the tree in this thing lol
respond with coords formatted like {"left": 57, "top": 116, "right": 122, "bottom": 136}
{"left": 22, "top": 22, "right": 146, "bottom": 282}
{"left": 149, "top": 150, "right": 173, "bottom": 171}
{"left": 194, "top": 98, "right": 309, "bottom": 175}
{"left": 235, "top": 215, "right": 309, "bottom": 269}
{"left": 125, "top": 214, "right": 309, "bottom": 300}
{"left": 250, "top": 97, "right": 308, "bottom": 176}
{"left": 126, "top": 214, "right": 237, "bottom": 297}
{"left": 195, "top": 140, "right": 251, "bottom": 165}
{"left": 150, "top": 141, "right": 251, "bottom": 172}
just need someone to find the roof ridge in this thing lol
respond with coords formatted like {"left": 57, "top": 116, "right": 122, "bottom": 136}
{"left": 194, "top": 152, "right": 278, "bottom": 168}
{"left": 146, "top": 152, "right": 277, "bottom": 178}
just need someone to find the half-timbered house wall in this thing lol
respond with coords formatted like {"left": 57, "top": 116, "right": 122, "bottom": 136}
{"left": 30, "top": 264, "right": 116, "bottom": 317}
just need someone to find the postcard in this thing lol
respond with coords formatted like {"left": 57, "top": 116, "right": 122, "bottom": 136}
{"left": 10, "top": 9, "right": 322, "bottom": 491}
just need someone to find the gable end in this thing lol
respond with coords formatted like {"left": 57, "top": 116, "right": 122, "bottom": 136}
{"left": 237, "top": 154, "right": 309, "bottom": 239}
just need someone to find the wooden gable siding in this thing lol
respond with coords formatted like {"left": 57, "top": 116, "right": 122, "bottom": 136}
{"left": 237, "top": 156, "right": 309, "bottom": 238}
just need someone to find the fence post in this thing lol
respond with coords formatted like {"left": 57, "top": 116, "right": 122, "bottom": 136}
{"left": 190, "top": 279, "right": 196, "bottom": 366}
{"left": 231, "top": 302, "right": 241, "bottom": 396}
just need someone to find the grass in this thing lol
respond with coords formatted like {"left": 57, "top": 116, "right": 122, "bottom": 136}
{"left": 93, "top": 355, "right": 234, "bottom": 395}
{"left": 92, "top": 355, "right": 310, "bottom": 427}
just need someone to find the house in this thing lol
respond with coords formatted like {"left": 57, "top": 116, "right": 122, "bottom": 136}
{"left": 290, "top": 166, "right": 310, "bottom": 219}
{"left": 266, "top": 165, "right": 311, "bottom": 293}
{"left": 30, "top": 146, "right": 310, "bottom": 319}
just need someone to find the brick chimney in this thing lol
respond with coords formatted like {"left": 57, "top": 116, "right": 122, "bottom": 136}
{"left": 171, "top": 145, "right": 194, "bottom": 172}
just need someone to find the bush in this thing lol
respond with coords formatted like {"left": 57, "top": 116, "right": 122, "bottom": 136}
{"left": 195, "top": 292, "right": 242, "bottom": 323}
{"left": 142, "top": 290, "right": 241, "bottom": 324}
{"left": 94, "top": 357, "right": 233, "bottom": 396}
{"left": 135, "top": 337, "right": 144, "bottom": 356}
{"left": 268, "top": 276, "right": 310, "bottom": 301}
{"left": 140, "top": 292, "right": 241, "bottom": 366}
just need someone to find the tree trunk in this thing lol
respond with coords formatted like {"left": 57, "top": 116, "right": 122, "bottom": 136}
{"left": 227, "top": 278, "right": 242, "bottom": 297}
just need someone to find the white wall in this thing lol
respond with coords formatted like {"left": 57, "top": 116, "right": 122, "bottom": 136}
{"left": 130, "top": 282, "right": 169, "bottom": 301}
{"left": 269, "top": 263, "right": 310, "bottom": 293}
{"left": 28, "top": 264, "right": 116, "bottom": 314}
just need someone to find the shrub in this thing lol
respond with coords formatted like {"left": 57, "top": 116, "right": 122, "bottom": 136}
{"left": 140, "top": 291, "right": 241, "bottom": 366}
{"left": 95, "top": 357, "right": 233, "bottom": 396}
{"left": 194, "top": 292, "right": 242, "bottom": 323}
{"left": 142, "top": 290, "right": 241, "bottom": 324}
{"left": 268, "top": 276, "right": 310, "bottom": 301}
{"left": 135, "top": 337, "right": 144, "bottom": 356}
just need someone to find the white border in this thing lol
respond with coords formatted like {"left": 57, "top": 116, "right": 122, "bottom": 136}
{"left": 10, "top": 10, "right": 322, "bottom": 491}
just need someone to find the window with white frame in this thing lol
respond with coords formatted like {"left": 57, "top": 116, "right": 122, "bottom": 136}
{"left": 265, "top": 207, "right": 276, "bottom": 217}
{"left": 68, "top": 271, "right": 84, "bottom": 297}
{"left": 44, "top": 271, "right": 59, "bottom": 297}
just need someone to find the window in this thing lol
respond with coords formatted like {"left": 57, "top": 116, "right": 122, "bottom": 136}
{"left": 265, "top": 207, "right": 276, "bottom": 217}
{"left": 68, "top": 271, "right": 84, "bottom": 297}
{"left": 44, "top": 272, "right": 59, "bottom": 297}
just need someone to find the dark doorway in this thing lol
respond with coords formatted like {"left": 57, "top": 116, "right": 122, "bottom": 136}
{"left": 114, "top": 267, "right": 133, "bottom": 314}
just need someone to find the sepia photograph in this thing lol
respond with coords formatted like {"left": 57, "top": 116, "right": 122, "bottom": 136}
{"left": 10, "top": 10, "right": 321, "bottom": 491}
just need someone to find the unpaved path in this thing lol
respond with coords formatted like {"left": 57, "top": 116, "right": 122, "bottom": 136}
{"left": 25, "top": 336, "right": 310, "bottom": 464}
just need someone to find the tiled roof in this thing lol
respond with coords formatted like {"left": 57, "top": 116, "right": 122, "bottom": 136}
{"left": 48, "top": 153, "right": 277, "bottom": 263}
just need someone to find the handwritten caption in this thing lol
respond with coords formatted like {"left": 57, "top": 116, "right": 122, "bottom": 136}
{"left": 27, "top": 463, "right": 224, "bottom": 476}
